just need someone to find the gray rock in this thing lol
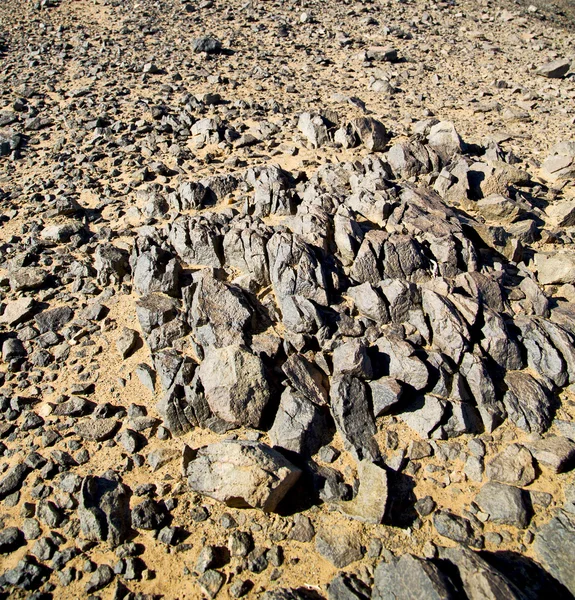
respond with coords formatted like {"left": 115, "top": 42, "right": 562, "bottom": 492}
{"left": 433, "top": 510, "right": 480, "bottom": 545}
{"left": 536, "top": 59, "right": 571, "bottom": 79}
{"left": 9, "top": 268, "right": 48, "bottom": 292}
{"left": 2, "top": 556, "right": 50, "bottom": 591}
{"left": 74, "top": 418, "right": 119, "bottom": 442}
{"left": 333, "top": 339, "right": 373, "bottom": 379}
{"left": 534, "top": 251, "right": 575, "bottom": 285}
{"left": 369, "top": 377, "right": 403, "bottom": 417}
{"left": 198, "top": 569, "right": 225, "bottom": 598}
{"left": 136, "top": 293, "right": 180, "bottom": 335}
{"left": 197, "top": 345, "right": 270, "bottom": 429}
{"left": 269, "top": 387, "right": 328, "bottom": 456}
{"left": 373, "top": 553, "right": 455, "bottom": 600}
{"left": 485, "top": 444, "right": 536, "bottom": 486}
{"left": 503, "top": 371, "right": 553, "bottom": 434}
{"left": 116, "top": 327, "right": 140, "bottom": 359}
{"left": 347, "top": 282, "right": 389, "bottom": 324}
{"left": 333, "top": 460, "right": 388, "bottom": 525}
{"left": 534, "top": 512, "right": 575, "bottom": 594}
{"left": 315, "top": 528, "right": 364, "bottom": 568}
{"left": 78, "top": 475, "right": 132, "bottom": 547}
{"left": 474, "top": 482, "right": 529, "bottom": 528}
{"left": 298, "top": 113, "right": 330, "bottom": 148}
{"left": 131, "top": 498, "right": 168, "bottom": 530}
{"left": 528, "top": 436, "right": 575, "bottom": 473}
{"left": 0, "top": 298, "right": 35, "bottom": 326}
{"left": 186, "top": 440, "right": 301, "bottom": 512}
{"left": 373, "top": 334, "right": 429, "bottom": 391}
{"left": 328, "top": 572, "right": 371, "bottom": 599}
{"left": 350, "top": 117, "right": 390, "bottom": 152}
{"left": 133, "top": 246, "right": 180, "bottom": 297}
{"left": 0, "top": 463, "right": 29, "bottom": 499}
{"left": 400, "top": 395, "right": 446, "bottom": 439}
{"left": 427, "top": 121, "right": 464, "bottom": 162}
{"left": 330, "top": 375, "right": 380, "bottom": 461}
{"left": 282, "top": 353, "right": 328, "bottom": 406}
{"left": 193, "top": 36, "right": 222, "bottom": 54}
{"left": 34, "top": 306, "right": 74, "bottom": 333}
{"left": 438, "top": 545, "right": 524, "bottom": 600}
{"left": 0, "top": 527, "right": 24, "bottom": 553}
{"left": 94, "top": 244, "right": 131, "bottom": 286}
{"left": 85, "top": 564, "right": 114, "bottom": 594}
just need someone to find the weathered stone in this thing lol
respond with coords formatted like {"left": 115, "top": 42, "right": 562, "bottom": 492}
{"left": 474, "top": 482, "right": 529, "bottom": 528}
{"left": 186, "top": 441, "right": 301, "bottom": 512}
{"left": 315, "top": 528, "right": 364, "bottom": 568}
{"left": 197, "top": 345, "right": 270, "bottom": 429}
{"left": 528, "top": 436, "right": 575, "bottom": 473}
{"left": 485, "top": 444, "right": 536, "bottom": 486}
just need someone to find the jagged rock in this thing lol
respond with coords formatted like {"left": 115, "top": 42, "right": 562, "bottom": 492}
{"left": 373, "top": 554, "right": 455, "bottom": 600}
{"left": 332, "top": 339, "right": 373, "bottom": 379}
{"left": 400, "top": 395, "right": 446, "bottom": 439}
{"left": 78, "top": 475, "right": 132, "bottom": 547}
{"left": 474, "top": 482, "right": 529, "bottom": 528}
{"left": 116, "top": 327, "right": 140, "bottom": 359}
{"left": 503, "top": 371, "right": 554, "bottom": 434}
{"left": 282, "top": 354, "right": 328, "bottom": 406}
{"left": 330, "top": 375, "right": 380, "bottom": 461}
{"left": 369, "top": 377, "right": 403, "bottom": 417}
{"left": 534, "top": 251, "right": 575, "bottom": 285}
{"left": 433, "top": 510, "right": 480, "bottom": 545}
{"left": 133, "top": 246, "right": 181, "bottom": 297}
{"left": 197, "top": 345, "right": 270, "bottom": 429}
{"left": 438, "top": 546, "right": 524, "bottom": 600}
{"left": 333, "top": 460, "right": 388, "bottom": 524}
{"left": 186, "top": 270, "right": 252, "bottom": 349}
{"left": 528, "top": 436, "right": 575, "bottom": 473}
{"left": 94, "top": 244, "right": 130, "bottom": 285}
{"left": 0, "top": 463, "right": 30, "bottom": 499}
{"left": 485, "top": 444, "right": 536, "bottom": 486}
{"left": 186, "top": 440, "right": 301, "bottom": 512}
{"left": 0, "top": 297, "right": 35, "bottom": 326}
{"left": 534, "top": 512, "right": 575, "bottom": 595}
{"left": 34, "top": 306, "right": 74, "bottom": 333}
{"left": 168, "top": 217, "right": 222, "bottom": 267}
{"left": 74, "top": 418, "right": 119, "bottom": 442}
{"left": 135, "top": 293, "right": 180, "bottom": 335}
{"left": 269, "top": 387, "right": 328, "bottom": 456}
{"left": 427, "top": 121, "right": 464, "bottom": 162}
{"left": 536, "top": 58, "right": 571, "bottom": 79}
{"left": 298, "top": 113, "right": 330, "bottom": 148}
{"left": 350, "top": 117, "right": 390, "bottom": 152}
{"left": 315, "top": 528, "right": 364, "bottom": 568}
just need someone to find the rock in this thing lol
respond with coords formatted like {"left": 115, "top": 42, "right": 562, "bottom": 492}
{"left": 282, "top": 354, "right": 328, "bottom": 406}
{"left": 330, "top": 375, "right": 380, "bottom": 461}
{"left": 438, "top": 546, "right": 524, "bottom": 600}
{"left": 503, "top": 371, "right": 554, "bottom": 434}
{"left": 485, "top": 444, "right": 535, "bottom": 486}
{"left": 197, "top": 345, "right": 271, "bottom": 429}
{"left": 350, "top": 117, "right": 390, "bottom": 152}
{"left": 34, "top": 306, "right": 74, "bottom": 333}
{"left": 131, "top": 498, "right": 168, "bottom": 530}
{"left": 332, "top": 339, "right": 373, "bottom": 379}
{"left": 133, "top": 246, "right": 180, "bottom": 297}
{"left": 193, "top": 36, "right": 222, "bottom": 53}
{"left": 2, "top": 556, "right": 50, "bottom": 591}
{"left": 328, "top": 572, "right": 371, "bottom": 599}
{"left": 540, "top": 141, "right": 575, "bottom": 181}
{"left": 399, "top": 395, "right": 446, "bottom": 439}
{"left": 116, "top": 327, "right": 140, "bottom": 359}
{"left": 136, "top": 293, "right": 180, "bottom": 335}
{"left": 0, "top": 527, "right": 24, "bottom": 553}
{"left": 433, "top": 511, "right": 480, "bottom": 545}
{"left": 333, "top": 460, "right": 388, "bottom": 524}
{"left": 0, "top": 297, "right": 35, "bottom": 326}
{"left": 269, "top": 387, "right": 328, "bottom": 456}
{"left": 94, "top": 244, "right": 131, "bottom": 285}
{"left": 85, "top": 564, "right": 114, "bottom": 594}
{"left": 74, "top": 418, "right": 119, "bottom": 442}
{"left": 427, "top": 121, "right": 464, "bottom": 162}
{"left": 186, "top": 440, "right": 301, "bottom": 512}
{"left": 536, "top": 58, "right": 571, "bottom": 78}
{"left": 198, "top": 569, "right": 225, "bottom": 598}
{"left": 9, "top": 268, "right": 48, "bottom": 292}
{"left": 78, "top": 475, "right": 132, "bottom": 547}
{"left": 534, "top": 252, "right": 575, "bottom": 285}
{"left": 0, "top": 463, "right": 30, "bottom": 499}
{"left": 369, "top": 377, "right": 403, "bottom": 417}
{"left": 474, "top": 482, "right": 529, "bottom": 528}
{"left": 315, "top": 528, "right": 364, "bottom": 568}
{"left": 298, "top": 113, "right": 330, "bottom": 148}
{"left": 528, "top": 436, "right": 575, "bottom": 473}
{"left": 288, "top": 514, "right": 315, "bottom": 543}
{"left": 534, "top": 513, "right": 575, "bottom": 595}
{"left": 373, "top": 554, "right": 455, "bottom": 600}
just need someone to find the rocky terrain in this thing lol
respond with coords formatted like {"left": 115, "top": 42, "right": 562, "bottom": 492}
{"left": 1, "top": 0, "right": 575, "bottom": 598}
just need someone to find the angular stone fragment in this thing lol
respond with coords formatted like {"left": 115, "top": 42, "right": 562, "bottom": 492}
{"left": 534, "top": 252, "right": 575, "bottom": 285}
{"left": 94, "top": 244, "right": 130, "bottom": 285}
{"left": 536, "top": 59, "right": 571, "bottom": 79}
{"left": 503, "top": 371, "right": 554, "bottom": 434}
{"left": 197, "top": 345, "right": 270, "bottom": 429}
{"left": 116, "top": 327, "right": 140, "bottom": 359}
{"left": 34, "top": 306, "right": 74, "bottom": 334}
{"left": 282, "top": 354, "right": 328, "bottom": 406}
{"left": 369, "top": 377, "right": 403, "bottom": 417}
{"left": 78, "top": 475, "right": 132, "bottom": 547}
{"left": 485, "top": 444, "right": 536, "bottom": 486}
{"left": 186, "top": 440, "right": 301, "bottom": 512}
{"left": 400, "top": 395, "right": 446, "bottom": 439}
{"left": 350, "top": 117, "right": 390, "bottom": 152}
{"left": 373, "top": 554, "right": 456, "bottom": 600}
{"left": 474, "top": 482, "right": 529, "bottom": 528}
{"left": 439, "top": 546, "right": 524, "bottom": 600}
{"left": 269, "top": 387, "right": 328, "bottom": 456}
{"left": 315, "top": 528, "right": 364, "bottom": 568}
{"left": 534, "top": 513, "right": 575, "bottom": 595}
{"left": 330, "top": 375, "right": 380, "bottom": 461}
{"left": 136, "top": 293, "right": 180, "bottom": 335}
{"left": 433, "top": 511, "right": 479, "bottom": 545}
{"left": 298, "top": 113, "right": 330, "bottom": 148}
{"left": 74, "top": 419, "right": 119, "bottom": 442}
{"left": 0, "top": 297, "right": 35, "bottom": 326}
{"left": 133, "top": 246, "right": 180, "bottom": 297}
{"left": 334, "top": 460, "right": 388, "bottom": 524}
{"left": 528, "top": 436, "right": 575, "bottom": 473}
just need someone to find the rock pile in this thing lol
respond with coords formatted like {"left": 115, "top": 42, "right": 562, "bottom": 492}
{"left": 1, "top": 0, "right": 575, "bottom": 597}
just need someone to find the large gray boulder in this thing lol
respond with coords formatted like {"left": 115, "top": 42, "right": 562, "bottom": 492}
{"left": 197, "top": 345, "right": 270, "bottom": 429}
{"left": 186, "top": 440, "right": 301, "bottom": 512}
